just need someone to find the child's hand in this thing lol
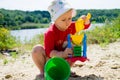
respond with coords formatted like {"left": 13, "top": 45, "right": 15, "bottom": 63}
{"left": 80, "top": 15, "right": 90, "bottom": 25}
{"left": 63, "top": 48, "right": 73, "bottom": 58}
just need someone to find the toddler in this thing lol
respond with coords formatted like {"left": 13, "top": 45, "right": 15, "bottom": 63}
{"left": 32, "top": 0, "right": 90, "bottom": 79}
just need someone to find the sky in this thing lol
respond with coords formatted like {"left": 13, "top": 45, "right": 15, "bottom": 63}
{"left": 0, "top": 0, "right": 120, "bottom": 11}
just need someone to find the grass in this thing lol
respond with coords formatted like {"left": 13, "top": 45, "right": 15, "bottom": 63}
{"left": 21, "top": 23, "right": 49, "bottom": 29}
{"left": 3, "top": 59, "right": 8, "bottom": 65}
{"left": 87, "top": 16, "right": 120, "bottom": 46}
{"left": 8, "top": 23, "right": 49, "bottom": 30}
{"left": 11, "top": 52, "right": 18, "bottom": 59}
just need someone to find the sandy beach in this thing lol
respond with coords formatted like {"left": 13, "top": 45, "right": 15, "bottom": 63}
{"left": 0, "top": 41, "right": 120, "bottom": 80}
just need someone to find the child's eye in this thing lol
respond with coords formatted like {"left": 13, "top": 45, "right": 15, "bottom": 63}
{"left": 68, "top": 18, "right": 72, "bottom": 20}
{"left": 62, "top": 19, "right": 66, "bottom": 21}
{"left": 61, "top": 17, "right": 72, "bottom": 21}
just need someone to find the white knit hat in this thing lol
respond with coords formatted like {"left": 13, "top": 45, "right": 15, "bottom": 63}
{"left": 48, "top": 0, "right": 76, "bottom": 22}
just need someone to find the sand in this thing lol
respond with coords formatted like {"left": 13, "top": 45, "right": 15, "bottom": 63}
{"left": 0, "top": 41, "right": 120, "bottom": 80}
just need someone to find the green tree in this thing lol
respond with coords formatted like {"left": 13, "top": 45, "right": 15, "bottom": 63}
{"left": 0, "top": 13, "right": 4, "bottom": 27}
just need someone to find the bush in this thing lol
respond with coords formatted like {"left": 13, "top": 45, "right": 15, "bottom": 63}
{"left": 0, "top": 28, "right": 17, "bottom": 50}
{"left": 87, "top": 16, "right": 120, "bottom": 46}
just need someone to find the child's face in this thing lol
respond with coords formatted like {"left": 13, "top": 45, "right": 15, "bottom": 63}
{"left": 55, "top": 10, "right": 73, "bottom": 31}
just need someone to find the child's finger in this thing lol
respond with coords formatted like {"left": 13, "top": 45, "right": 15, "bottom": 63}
{"left": 80, "top": 15, "right": 86, "bottom": 20}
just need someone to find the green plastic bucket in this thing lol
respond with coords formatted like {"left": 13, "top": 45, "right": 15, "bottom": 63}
{"left": 44, "top": 57, "right": 70, "bottom": 80}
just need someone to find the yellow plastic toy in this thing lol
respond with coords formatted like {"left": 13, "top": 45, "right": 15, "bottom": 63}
{"left": 70, "top": 13, "right": 91, "bottom": 45}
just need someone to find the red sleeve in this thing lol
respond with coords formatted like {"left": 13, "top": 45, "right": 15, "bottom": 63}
{"left": 84, "top": 23, "right": 91, "bottom": 30}
{"left": 44, "top": 31, "right": 55, "bottom": 58}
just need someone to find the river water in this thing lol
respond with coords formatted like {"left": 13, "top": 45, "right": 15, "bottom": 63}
{"left": 11, "top": 28, "right": 47, "bottom": 42}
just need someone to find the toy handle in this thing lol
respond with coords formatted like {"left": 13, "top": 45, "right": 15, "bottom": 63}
{"left": 83, "top": 34, "right": 87, "bottom": 58}
{"left": 67, "top": 34, "right": 72, "bottom": 48}
{"left": 67, "top": 34, "right": 72, "bottom": 58}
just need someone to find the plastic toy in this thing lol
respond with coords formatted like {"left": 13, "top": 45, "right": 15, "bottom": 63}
{"left": 66, "top": 13, "right": 91, "bottom": 62}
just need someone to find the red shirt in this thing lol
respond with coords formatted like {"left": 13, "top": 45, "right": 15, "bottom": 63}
{"left": 44, "top": 22, "right": 90, "bottom": 57}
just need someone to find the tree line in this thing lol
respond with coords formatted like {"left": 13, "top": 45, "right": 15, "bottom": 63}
{"left": 0, "top": 8, "right": 120, "bottom": 29}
